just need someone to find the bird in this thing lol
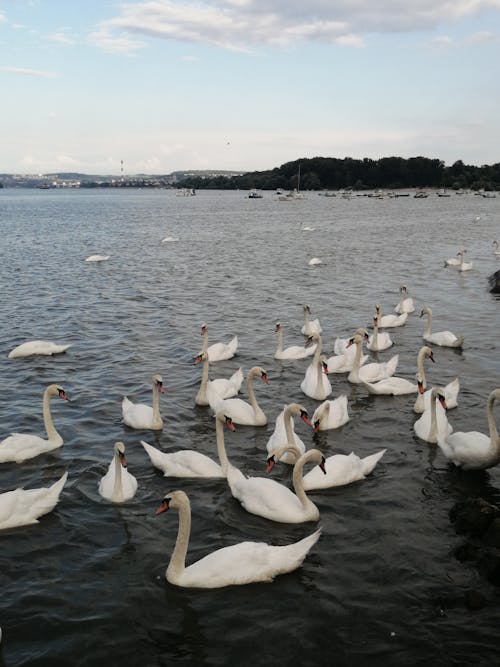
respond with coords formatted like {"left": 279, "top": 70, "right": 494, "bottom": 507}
{"left": 300, "top": 304, "right": 322, "bottom": 337}
{"left": 274, "top": 321, "right": 316, "bottom": 360}
{"left": 98, "top": 442, "right": 138, "bottom": 503}
{"left": 141, "top": 412, "right": 233, "bottom": 479}
{"left": 493, "top": 240, "right": 500, "bottom": 257}
{"left": 161, "top": 236, "right": 178, "bottom": 243}
{"left": 367, "top": 316, "right": 393, "bottom": 352}
{"left": 394, "top": 285, "right": 415, "bottom": 314}
{"left": 375, "top": 304, "right": 408, "bottom": 328}
{"left": 419, "top": 306, "right": 464, "bottom": 348}
{"left": 206, "top": 366, "right": 269, "bottom": 426}
{"left": 413, "top": 387, "right": 452, "bottom": 444}
{"left": 194, "top": 351, "right": 243, "bottom": 406}
{"left": 200, "top": 323, "right": 238, "bottom": 362}
{"left": 155, "top": 490, "right": 321, "bottom": 588}
{"left": 300, "top": 334, "right": 332, "bottom": 400}
{"left": 265, "top": 403, "right": 311, "bottom": 463}
{"left": 458, "top": 249, "right": 473, "bottom": 272}
{"left": 444, "top": 251, "right": 462, "bottom": 267}
{"left": 8, "top": 340, "right": 72, "bottom": 359}
{"left": 85, "top": 254, "right": 110, "bottom": 262}
{"left": 0, "top": 472, "right": 68, "bottom": 531}
{"left": 311, "top": 395, "right": 350, "bottom": 431}
{"left": 308, "top": 257, "right": 322, "bottom": 266}
{"left": 437, "top": 388, "right": 500, "bottom": 470}
{"left": 0, "top": 384, "right": 69, "bottom": 463}
{"left": 346, "top": 333, "right": 399, "bottom": 385}
{"left": 332, "top": 328, "right": 369, "bottom": 356}
{"left": 122, "top": 374, "right": 165, "bottom": 430}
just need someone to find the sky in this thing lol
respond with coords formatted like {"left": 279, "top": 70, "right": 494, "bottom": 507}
{"left": 1, "top": 0, "right": 500, "bottom": 175}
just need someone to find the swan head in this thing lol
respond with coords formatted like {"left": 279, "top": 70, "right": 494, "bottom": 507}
{"left": 155, "top": 490, "right": 187, "bottom": 515}
{"left": 266, "top": 444, "right": 301, "bottom": 472}
{"left": 430, "top": 387, "right": 447, "bottom": 410}
{"left": 250, "top": 366, "right": 269, "bottom": 384}
{"left": 347, "top": 333, "right": 364, "bottom": 348}
{"left": 305, "top": 333, "right": 320, "bottom": 348}
{"left": 303, "top": 304, "right": 311, "bottom": 314}
{"left": 114, "top": 441, "right": 128, "bottom": 467}
{"left": 400, "top": 285, "right": 408, "bottom": 293}
{"left": 152, "top": 374, "right": 165, "bottom": 393}
{"left": 215, "top": 411, "right": 236, "bottom": 431}
{"left": 194, "top": 352, "right": 207, "bottom": 364}
{"left": 200, "top": 323, "right": 208, "bottom": 335}
{"left": 47, "top": 384, "right": 69, "bottom": 401}
{"left": 319, "top": 355, "right": 329, "bottom": 374}
{"left": 416, "top": 373, "right": 425, "bottom": 394}
{"left": 419, "top": 306, "right": 431, "bottom": 318}
{"left": 309, "top": 449, "right": 327, "bottom": 474}
{"left": 424, "top": 346, "right": 435, "bottom": 362}
{"left": 275, "top": 321, "right": 282, "bottom": 332}
{"left": 356, "top": 328, "right": 370, "bottom": 341}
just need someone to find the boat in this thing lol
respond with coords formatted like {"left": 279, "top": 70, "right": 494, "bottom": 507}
{"left": 248, "top": 189, "right": 263, "bottom": 199}
{"left": 436, "top": 189, "right": 451, "bottom": 197}
{"left": 279, "top": 164, "right": 306, "bottom": 200}
{"left": 176, "top": 188, "right": 196, "bottom": 196}
{"left": 414, "top": 190, "right": 429, "bottom": 198}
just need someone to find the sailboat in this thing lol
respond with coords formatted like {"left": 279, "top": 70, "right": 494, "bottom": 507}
{"left": 279, "top": 163, "right": 306, "bottom": 201}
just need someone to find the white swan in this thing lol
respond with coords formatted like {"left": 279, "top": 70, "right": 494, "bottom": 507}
{"left": 493, "top": 240, "right": 500, "bottom": 257}
{"left": 361, "top": 376, "right": 418, "bottom": 396}
{"left": 321, "top": 346, "right": 367, "bottom": 373}
{"left": 122, "top": 374, "right": 165, "bottom": 430}
{"left": 300, "top": 334, "right": 332, "bottom": 400}
{"left": 98, "top": 442, "right": 137, "bottom": 503}
{"left": 308, "top": 257, "right": 322, "bottom": 266}
{"left": 300, "top": 304, "right": 322, "bottom": 337}
{"left": 194, "top": 351, "right": 243, "bottom": 406}
{"left": 161, "top": 236, "right": 178, "bottom": 243}
{"left": 414, "top": 343, "right": 460, "bottom": 412}
{"left": 274, "top": 321, "right": 316, "bottom": 360}
{"left": 0, "top": 384, "right": 69, "bottom": 463}
{"left": 8, "top": 340, "right": 72, "bottom": 359}
{"left": 413, "top": 387, "right": 452, "bottom": 444}
{"left": 265, "top": 403, "right": 310, "bottom": 463}
{"left": 141, "top": 412, "right": 233, "bottom": 478}
{"left": 367, "top": 316, "right": 393, "bottom": 352}
{"left": 394, "top": 285, "right": 415, "bottom": 314}
{"left": 347, "top": 333, "right": 399, "bottom": 384}
{"left": 333, "top": 328, "right": 369, "bottom": 356}
{"left": 458, "top": 249, "right": 473, "bottom": 272}
{"left": 375, "top": 304, "right": 408, "bottom": 328}
{"left": 419, "top": 306, "right": 464, "bottom": 348}
{"left": 200, "top": 323, "right": 238, "bottom": 362}
{"left": 0, "top": 472, "right": 68, "bottom": 531}
{"left": 437, "top": 388, "right": 500, "bottom": 470}
{"left": 155, "top": 490, "right": 321, "bottom": 588}
{"left": 85, "top": 254, "right": 110, "bottom": 262}
{"left": 228, "top": 446, "right": 326, "bottom": 523}
{"left": 311, "top": 395, "right": 349, "bottom": 431}
{"left": 207, "top": 366, "right": 269, "bottom": 426}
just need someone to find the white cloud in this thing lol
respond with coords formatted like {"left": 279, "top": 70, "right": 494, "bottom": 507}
{"left": 430, "top": 35, "right": 454, "bottom": 47}
{"left": 88, "top": 26, "right": 144, "bottom": 54}
{"left": 46, "top": 31, "right": 78, "bottom": 45}
{"left": 466, "top": 30, "right": 496, "bottom": 43}
{"left": 0, "top": 66, "right": 60, "bottom": 79}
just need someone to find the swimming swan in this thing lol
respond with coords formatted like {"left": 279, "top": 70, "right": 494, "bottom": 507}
{"left": 300, "top": 334, "right": 332, "bottom": 400}
{"left": 493, "top": 240, "right": 500, "bottom": 257}
{"left": 122, "top": 374, "right": 165, "bottom": 430}
{"left": 265, "top": 403, "right": 311, "bottom": 463}
{"left": 85, "top": 254, "right": 110, "bottom": 262}
{"left": 274, "top": 322, "right": 316, "bottom": 360}
{"left": 311, "top": 395, "right": 350, "bottom": 431}
{"left": 0, "top": 384, "right": 69, "bottom": 463}
{"left": 300, "top": 304, "right": 322, "bottom": 337}
{"left": 141, "top": 412, "right": 233, "bottom": 479}
{"left": 8, "top": 340, "right": 72, "bottom": 359}
{"left": 375, "top": 304, "right": 408, "bottom": 328}
{"left": 458, "top": 249, "right": 473, "bottom": 272}
{"left": 413, "top": 345, "right": 460, "bottom": 413}
{"left": 194, "top": 351, "right": 243, "bottom": 406}
{"left": 419, "top": 306, "right": 464, "bottom": 348}
{"left": 98, "top": 442, "right": 137, "bottom": 503}
{"left": 394, "top": 285, "right": 415, "bottom": 314}
{"left": 155, "top": 490, "right": 321, "bottom": 588}
{"left": 413, "top": 387, "right": 452, "bottom": 444}
{"left": 0, "top": 472, "right": 68, "bottom": 531}
{"left": 347, "top": 333, "right": 398, "bottom": 384}
{"left": 437, "top": 388, "right": 500, "bottom": 470}
{"left": 207, "top": 366, "right": 269, "bottom": 426}
{"left": 367, "top": 316, "right": 393, "bottom": 352}
{"left": 200, "top": 323, "right": 238, "bottom": 362}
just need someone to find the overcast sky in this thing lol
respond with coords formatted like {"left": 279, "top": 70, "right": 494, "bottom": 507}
{"left": 1, "top": 0, "right": 500, "bottom": 174}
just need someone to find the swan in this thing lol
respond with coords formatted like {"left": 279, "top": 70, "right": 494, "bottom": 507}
{"left": 98, "top": 442, "right": 137, "bottom": 503}
{"left": 347, "top": 333, "right": 399, "bottom": 384}
{"left": 308, "top": 257, "right": 322, "bottom": 266}
{"left": 194, "top": 351, "right": 243, "bottom": 406}
{"left": 321, "top": 345, "right": 368, "bottom": 373}
{"left": 227, "top": 446, "right": 326, "bottom": 523}
{"left": 419, "top": 306, "right": 464, "bottom": 348}
{"left": 300, "top": 334, "right": 332, "bottom": 400}
{"left": 265, "top": 403, "right": 311, "bottom": 463}
{"left": 311, "top": 395, "right": 349, "bottom": 431}
{"left": 274, "top": 321, "right": 316, "bottom": 360}
{"left": 300, "top": 304, "right": 322, "bottom": 337}
{"left": 0, "top": 471, "right": 68, "bottom": 531}
{"left": 493, "top": 240, "right": 500, "bottom": 257}
{"left": 85, "top": 254, "right": 110, "bottom": 262}
{"left": 413, "top": 343, "right": 460, "bottom": 412}
{"left": 367, "top": 316, "right": 393, "bottom": 352}
{"left": 394, "top": 285, "right": 415, "bottom": 314}
{"left": 141, "top": 412, "right": 234, "bottom": 479}
{"left": 200, "top": 323, "right": 238, "bottom": 362}
{"left": 458, "top": 249, "right": 473, "bottom": 272}
{"left": 361, "top": 376, "right": 418, "bottom": 396}
{"left": 0, "top": 384, "right": 69, "bottom": 463}
{"left": 155, "top": 490, "right": 321, "bottom": 588}
{"left": 161, "top": 236, "right": 178, "bottom": 243}
{"left": 333, "top": 328, "right": 369, "bottom": 356}
{"left": 437, "top": 388, "right": 500, "bottom": 470}
{"left": 375, "top": 304, "right": 408, "bottom": 328}
{"left": 122, "top": 374, "right": 165, "bottom": 430}
{"left": 413, "top": 387, "right": 452, "bottom": 444}
{"left": 207, "top": 366, "right": 269, "bottom": 426}
{"left": 444, "top": 249, "right": 464, "bottom": 267}
{"left": 8, "top": 340, "right": 72, "bottom": 359}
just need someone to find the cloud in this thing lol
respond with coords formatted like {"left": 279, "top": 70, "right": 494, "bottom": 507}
{"left": 466, "top": 30, "right": 496, "bottom": 43}
{"left": 0, "top": 66, "right": 60, "bottom": 79}
{"left": 429, "top": 35, "right": 454, "bottom": 47}
{"left": 90, "top": 0, "right": 500, "bottom": 53}
{"left": 46, "top": 31, "right": 78, "bottom": 45}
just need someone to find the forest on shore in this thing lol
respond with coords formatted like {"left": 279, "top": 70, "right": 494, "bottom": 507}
{"left": 177, "top": 156, "right": 500, "bottom": 191}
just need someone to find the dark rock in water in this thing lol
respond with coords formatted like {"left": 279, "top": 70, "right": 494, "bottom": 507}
{"left": 488, "top": 269, "right": 500, "bottom": 293}
{"left": 449, "top": 497, "right": 500, "bottom": 536}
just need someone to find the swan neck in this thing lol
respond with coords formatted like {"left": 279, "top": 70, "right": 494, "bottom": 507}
{"left": 215, "top": 417, "right": 230, "bottom": 473}
{"left": 350, "top": 338, "right": 362, "bottom": 382}
{"left": 292, "top": 452, "right": 315, "bottom": 508}
{"left": 487, "top": 392, "right": 499, "bottom": 443}
{"left": 246, "top": 369, "right": 258, "bottom": 408}
{"left": 167, "top": 498, "right": 190, "bottom": 581}
{"left": 152, "top": 383, "right": 161, "bottom": 426}
{"left": 429, "top": 392, "right": 438, "bottom": 441}
{"left": 113, "top": 454, "right": 124, "bottom": 502}
{"left": 43, "top": 388, "right": 61, "bottom": 444}
{"left": 276, "top": 327, "right": 283, "bottom": 354}
{"left": 283, "top": 407, "right": 295, "bottom": 445}
{"left": 423, "top": 311, "right": 432, "bottom": 337}
{"left": 416, "top": 348, "right": 427, "bottom": 388}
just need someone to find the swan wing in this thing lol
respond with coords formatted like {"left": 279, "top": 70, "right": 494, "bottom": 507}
{"left": 8, "top": 340, "right": 72, "bottom": 358}
{"left": 0, "top": 472, "right": 67, "bottom": 530}
{"left": 122, "top": 398, "right": 156, "bottom": 429}
{"left": 0, "top": 433, "right": 55, "bottom": 463}
{"left": 228, "top": 476, "right": 309, "bottom": 522}
{"left": 141, "top": 441, "right": 224, "bottom": 478}
{"left": 438, "top": 432, "right": 492, "bottom": 469}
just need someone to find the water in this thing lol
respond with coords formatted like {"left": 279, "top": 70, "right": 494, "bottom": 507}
{"left": 0, "top": 188, "right": 499, "bottom": 666}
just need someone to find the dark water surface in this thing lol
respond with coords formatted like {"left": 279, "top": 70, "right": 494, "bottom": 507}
{"left": 0, "top": 188, "right": 499, "bottom": 666}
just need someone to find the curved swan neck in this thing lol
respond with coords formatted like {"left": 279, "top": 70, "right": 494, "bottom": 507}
{"left": 416, "top": 347, "right": 428, "bottom": 388}
{"left": 43, "top": 387, "right": 62, "bottom": 444}
{"left": 292, "top": 451, "right": 318, "bottom": 508}
{"left": 167, "top": 495, "right": 190, "bottom": 581}
{"left": 487, "top": 390, "right": 500, "bottom": 443}
{"left": 246, "top": 369, "right": 259, "bottom": 408}
{"left": 283, "top": 406, "right": 295, "bottom": 445}
{"left": 113, "top": 453, "right": 124, "bottom": 502}
{"left": 422, "top": 309, "right": 432, "bottom": 337}
{"left": 215, "top": 415, "right": 230, "bottom": 473}
{"left": 349, "top": 336, "right": 363, "bottom": 382}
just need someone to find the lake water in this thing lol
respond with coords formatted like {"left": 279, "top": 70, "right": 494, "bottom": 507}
{"left": 0, "top": 187, "right": 499, "bottom": 666}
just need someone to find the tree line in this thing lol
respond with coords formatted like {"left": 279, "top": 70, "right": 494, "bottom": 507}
{"left": 176, "top": 156, "right": 500, "bottom": 191}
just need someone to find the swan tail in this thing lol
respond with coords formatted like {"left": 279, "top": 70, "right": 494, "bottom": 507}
{"left": 229, "top": 367, "right": 244, "bottom": 391}
{"left": 360, "top": 450, "right": 386, "bottom": 476}
{"left": 272, "top": 528, "right": 321, "bottom": 573}
{"left": 31, "top": 472, "right": 68, "bottom": 513}
{"left": 141, "top": 440, "right": 167, "bottom": 472}
{"left": 453, "top": 336, "right": 464, "bottom": 348}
